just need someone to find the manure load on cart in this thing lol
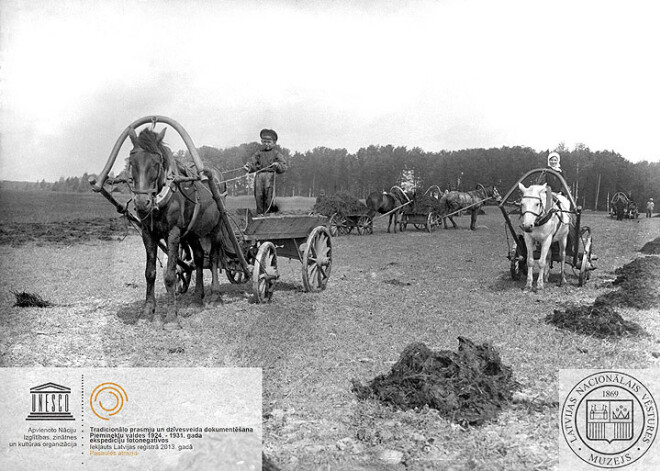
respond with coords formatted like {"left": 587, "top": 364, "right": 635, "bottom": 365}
{"left": 313, "top": 192, "right": 373, "bottom": 236}
{"left": 399, "top": 187, "right": 444, "bottom": 232}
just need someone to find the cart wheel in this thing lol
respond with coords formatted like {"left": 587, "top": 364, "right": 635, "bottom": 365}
{"left": 578, "top": 229, "right": 593, "bottom": 287}
{"left": 357, "top": 215, "right": 373, "bottom": 235}
{"left": 252, "top": 242, "right": 278, "bottom": 303}
{"left": 426, "top": 212, "right": 440, "bottom": 233}
{"left": 225, "top": 259, "right": 249, "bottom": 284}
{"left": 330, "top": 213, "right": 349, "bottom": 236}
{"left": 329, "top": 213, "right": 340, "bottom": 237}
{"left": 302, "top": 226, "right": 332, "bottom": 292}
{"left": 176, "top": 243, "right": 194, "bottom": 294}
{"left": 399, "top": 214, "right": 408, "bottom": 232}
{"left": 510, "top": 236, "right": 528, "bottom": 281}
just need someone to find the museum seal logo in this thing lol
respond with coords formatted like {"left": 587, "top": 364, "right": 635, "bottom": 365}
{"left": 562, "top": 371, "right": 657, "bottom": 468}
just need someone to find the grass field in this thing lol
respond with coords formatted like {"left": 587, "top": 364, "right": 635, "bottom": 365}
{"left": 0, "top": 189, "right": 317, "bottom": 224}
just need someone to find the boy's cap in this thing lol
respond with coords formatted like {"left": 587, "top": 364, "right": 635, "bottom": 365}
{"left": 260, "top": 129, "right": 278, "bottom": 141}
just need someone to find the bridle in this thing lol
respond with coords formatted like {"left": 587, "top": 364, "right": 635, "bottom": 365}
{"left": 520, "top": 190, "right": 559, "bottom": 227}
{"left": 127, "top": 144, "right": 202, "bottom": 237}
{"left": 128, "top": 148, "right": 166, "bottom": 197}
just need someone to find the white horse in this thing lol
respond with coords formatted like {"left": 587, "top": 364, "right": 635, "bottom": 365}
{"left": 518, "top": 182, "right": 572, "bottom": 291}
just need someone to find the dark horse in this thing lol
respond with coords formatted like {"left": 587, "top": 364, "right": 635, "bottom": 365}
{"left": 366, "top": 190, "right": 407, "bottom": 233}
{"left": 128, "top": 127, "right": 226, "bottom": 330}
{"left": 439, "top": 184, "right": 501, "bottom": 230}
{"left": 614, "top": 198, "right": 626, "bottom": 220}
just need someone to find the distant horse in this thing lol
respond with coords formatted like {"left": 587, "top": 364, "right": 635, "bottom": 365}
{"left": 366, "top": 189, "right": 408, "bottom": 233}
{"left": 127, "top": 127, "right": 225, "bottom": 330}
{"left": 439, "top": 184, "right": 501, "bottom": 230}
{"left": 518, "top": 182, "right": 572, "bottom": 291}
{"left": 614, "top": 198, "right": 625, "bottom": 221}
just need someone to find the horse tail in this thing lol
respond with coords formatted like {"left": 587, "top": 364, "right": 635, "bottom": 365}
{"left": 438, "top": 194, "right": 449, "bottom": 216}
{"left": 365, "top": 191, "right": 380, "bottom": 217}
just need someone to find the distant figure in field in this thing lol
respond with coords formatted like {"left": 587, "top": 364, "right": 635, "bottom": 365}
{"left": 647, "top": 198, "right": 655, "bottom": 218}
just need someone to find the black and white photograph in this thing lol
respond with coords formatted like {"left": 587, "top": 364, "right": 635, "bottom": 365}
{"left": 2, "top": 1, "right": 660, "bottom": 470}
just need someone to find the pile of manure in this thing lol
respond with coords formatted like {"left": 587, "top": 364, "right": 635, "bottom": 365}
{"left": 404, "top": 194, "right": 445, "bottom": 214}
{"left": 545, "top": 304, "right": 647, "bottom": 338}
{"left": 640, "top": 237, "right": 660, "bottom": 254}
{"left": 351, "top": 337, "right": 519, "bottom": 426}
{"left": 312, "top": 192, "right": 367, "bottom": 217}
{"left": 595, "top": 256, "right": 660, "bottom": 310}
{"left": 11, "top": 290, "right": 52, "bottom": 308}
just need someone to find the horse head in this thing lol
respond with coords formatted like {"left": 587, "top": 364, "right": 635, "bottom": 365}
{"left": 518, "top": 182, "right": 549, "bottom": 233}
{"left": 128, "top": 128, "right": 171, "bottom": 214}
{"left": 491, "top": 186, "right": 502, "bottom": 202}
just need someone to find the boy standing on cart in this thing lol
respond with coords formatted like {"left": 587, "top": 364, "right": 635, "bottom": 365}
{"left": 243, "top": 129, "right": 288, "bottom": 215}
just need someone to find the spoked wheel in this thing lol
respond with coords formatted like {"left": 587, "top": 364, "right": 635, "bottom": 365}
{"left": 225, "top": 259, "right": 249, "bottom": 284}
{"left": 578, "top": 227, "right": 594, "bottom": 287}
{"left": 510, "top": 235, "right": 528, "bottom": 281}
{"left": 356, "top": 215, "right": 373, "bottom": 235}
{"left": 399, "top": 214, "right": 409, "bottom": 232}
{"left": 329, "top": 213, "right": 349, "bottom": 236}
{"left": 302, "top": 226, "right": 332, "bottom": 292}
{"left": 329, "top": 213, "right": 340, "bottom": 237}
{"left": 252, "top": 242, "right": 278, "bottom": 303}
{"left": 176, "top": 243, "right": 194, "bottom": 294}
{"left": 426, "top": 212, "right": 440, "bottom": 233}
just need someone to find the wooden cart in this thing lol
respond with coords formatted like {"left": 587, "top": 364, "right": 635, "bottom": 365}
{"left": 398, "top": 211, "right": 441, "bottom": 232}
{"left": 398, "top": 185, "right": 442, "bottom": 232}
{"left": 328, "top": 212, "right": 373, "bottom": 236}
{"left": 220, "top": 212, "right": 332, "bottom": 302}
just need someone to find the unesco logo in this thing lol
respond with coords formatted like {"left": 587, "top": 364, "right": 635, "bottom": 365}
{"left": 562, "top": 371, "right": 657, "bottom": 468}
{"left": 26, "top": 382, "right": 75, "bottom": 421}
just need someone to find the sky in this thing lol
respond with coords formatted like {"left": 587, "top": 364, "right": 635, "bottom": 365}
{"left": 1, "top": 0, "right": 660, "bottom": 182}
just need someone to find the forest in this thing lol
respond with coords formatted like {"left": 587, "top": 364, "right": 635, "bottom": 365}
{"left": 5, "top": 142, "right": 659, "bottom": 211}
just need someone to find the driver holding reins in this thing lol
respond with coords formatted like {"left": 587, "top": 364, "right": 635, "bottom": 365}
{"left": 243, "top": 129, "right": 288, "bottom": 215}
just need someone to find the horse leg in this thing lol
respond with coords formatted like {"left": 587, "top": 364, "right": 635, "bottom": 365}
{"left": 470, "top": 210, "right": 477, "bottom": 230}
{"left": 523, "top": 236, "right": 535, "bottom": 292}
{"left": 163, "top": 227, "right": 182, "bottom": 329}
{"left": 141, "top": 232, "right": 158, "bottom": 322}
{"left": 536, "top": 241, "right": 552, "bottom": 291}
{"left": 390, "top": 212, "right": 399, "bottom": 234}
{"left": 189, "top": 238, "right": 205, "bottom": 307}
{"left": 557, "top": 237, "right": 568, "bottom": 287}
{"left": 210, "top": 242, "right": 222, "bottom": 295}
{"left": 449, "top": 216, "right": 458, "bottom": 229}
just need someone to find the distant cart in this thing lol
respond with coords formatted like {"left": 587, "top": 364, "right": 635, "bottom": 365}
{"left": 399, "top": 211, "right": 440, "bottom": 232}
{"left": 328, "top": 212, "right": 373, "bottom": 236}
{"left": 398, "top": 185, "right": 442, "bottom": 232}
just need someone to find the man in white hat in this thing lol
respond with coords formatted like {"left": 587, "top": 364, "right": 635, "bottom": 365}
{"left": 646, "top": 198, "right": 655, "bottom": 218}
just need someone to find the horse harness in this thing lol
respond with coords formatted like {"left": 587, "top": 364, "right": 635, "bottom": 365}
{"left": 128, "top": 147, "right": 203, "bottom": 238}
{"left": 520, "top": 190, "right": 568, "bottom": 234}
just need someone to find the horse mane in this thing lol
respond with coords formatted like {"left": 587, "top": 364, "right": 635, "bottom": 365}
{"left": 136, "top": 129, "right": 193, "bottom": 177}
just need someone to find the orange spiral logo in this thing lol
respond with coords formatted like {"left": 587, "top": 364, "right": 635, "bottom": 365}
{"left": 90, "top": 383, "right": 128, "bottom": 420}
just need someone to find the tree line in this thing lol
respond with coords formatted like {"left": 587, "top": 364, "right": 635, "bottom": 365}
{"left": 12, "top": 142, "right": 659, "bottom": 211}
